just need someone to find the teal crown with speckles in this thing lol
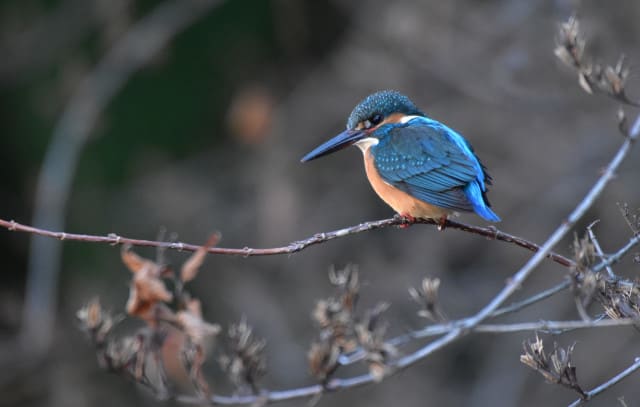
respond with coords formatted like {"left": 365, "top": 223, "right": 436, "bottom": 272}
{"left": 346, "top": 90, "right": 425, "bottom": 130}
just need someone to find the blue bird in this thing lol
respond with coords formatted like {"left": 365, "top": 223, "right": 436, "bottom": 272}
{"left": 301, "top": 90, "right": 500, "bottom": 225}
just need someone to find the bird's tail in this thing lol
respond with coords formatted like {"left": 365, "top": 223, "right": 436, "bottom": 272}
{"left": 464, "top": 182, "right": 501, "bottom": 222}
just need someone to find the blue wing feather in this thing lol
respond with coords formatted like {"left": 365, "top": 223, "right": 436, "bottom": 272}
{"left": 372, "top": 117, "right": 500, "bottom": 221}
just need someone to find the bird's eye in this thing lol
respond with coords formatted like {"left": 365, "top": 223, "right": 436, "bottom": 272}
{"left": 362, "top": 113, "right": 383, "bottom": 129}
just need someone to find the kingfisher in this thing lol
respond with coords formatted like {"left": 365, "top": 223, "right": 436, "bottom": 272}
{"left": 301, "top": 90, "right": 500, "bottom": 225}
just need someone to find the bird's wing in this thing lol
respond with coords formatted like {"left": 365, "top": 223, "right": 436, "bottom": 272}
{"left": 373, "top": 118, "right": 486, "bottom": 211}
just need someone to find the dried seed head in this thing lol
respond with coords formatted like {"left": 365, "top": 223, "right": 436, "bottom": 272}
{"left": 328, "top": 265, "right": 360, "bottom": 311}
{"left": 355, "top": 302, "right": 396, "bottom": 382}
{"left": 572, "top": 232, "right": 596, "bottom": 273}
{"left": 409, "top": 277, "right": 446, "bottom": 322}
{"left": 219, "top": 318, "right": 266, "bottom": 393}
{"left": 77, "top": 298, "right": 118, "bottom": 344}
{"left": 176, "top": 304, "right": 221, "bottom": 346}
{"left": 307, "top": 339, "right": 340, "bottom": 382}
{"left": 554, "top": 17, "right": 638, "bottom": 105}
{"left": 555, "top": 16, "right": 585, "bottom": 69}
{"left": 521, "top": 335, "right": 585, "bottom": 397}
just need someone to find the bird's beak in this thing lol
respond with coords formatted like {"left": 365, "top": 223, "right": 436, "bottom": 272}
{"left": 300, "top": 129, "right": 366, "bottom": 162}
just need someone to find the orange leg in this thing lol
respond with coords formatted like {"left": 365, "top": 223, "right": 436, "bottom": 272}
{"left": 395, "top": 213, "right": 417, "bottom": 229}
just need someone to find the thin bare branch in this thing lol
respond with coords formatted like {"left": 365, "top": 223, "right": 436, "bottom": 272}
{"left": 567, "top": 357, "right": 640, "bottom": 407}
{"left": 593, "top": 233, "right": 640, "bottom": 274}
{"left": 0, "top": 216, "right": 575, "bottom": 267}
{"left": 342, "top": 314, "right": 635, "bottom": 366}
{"left": 491, "top": 280, "right": 572, "bottom": 318}
{"left": 587, "top": 221, "right": 616, "bottom": 279}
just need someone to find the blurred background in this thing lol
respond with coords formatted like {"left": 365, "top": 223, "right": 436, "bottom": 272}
{"left": 2, "top": 0, "right": 640, "bottom": 405}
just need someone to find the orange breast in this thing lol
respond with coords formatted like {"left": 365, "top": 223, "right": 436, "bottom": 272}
{"left": 363, "top": 147, "right": 450, "bottom": 219}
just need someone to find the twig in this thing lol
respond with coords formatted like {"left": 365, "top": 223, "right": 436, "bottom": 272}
{"left": 0, "top": 217, "right": 575, "bottom": 267}
{"left": 567, "top": 357, "right": 640, "bottom": 407}
{"left": 22, "top": 0, "right": 221, "bottom": 353}
{"left": 384, "top": 280, "right": 574, "bottom": 350}
{"left": 472, "top": 318, "right": 637, "bottom": 334}
{"left": 587, "top": 220, "right": 616, "bottom": 279}
{"left": 341, "top": 314, "right": 634, "bottom": 366}
{"left": 491, "top": 280, "right": 572, "bottom": 318}
{"left": 333, "top": 279, "right": 573, "bottom": 366}
{"left": 593, "top": 233, "right": 640, "bottom": 274}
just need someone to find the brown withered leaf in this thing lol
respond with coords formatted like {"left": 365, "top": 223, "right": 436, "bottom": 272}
{"left": 77, "top": 297, "right": 104, "bottom": 331}
{"left": 122, "top": 247, "right": 173, "bottom": 321}
{"left": 126, "top": 272, "right": 173, "bottom": 321}
{"left": 122, "top": 246, "right": 161, "bottom": 274}
{"left": 181, "top": 233, "right": 220, "bottom": 283}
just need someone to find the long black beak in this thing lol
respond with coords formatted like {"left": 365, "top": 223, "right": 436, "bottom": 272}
{"left": 300, "top": 129, "right": 366, "bottom": 162}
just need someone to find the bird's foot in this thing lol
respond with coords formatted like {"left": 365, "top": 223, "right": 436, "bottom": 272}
{"left": 395, "top": 213, "right": 417, "bottom": 229}
{"left": 437, "top": 215, "right": 448, "bottom": 231}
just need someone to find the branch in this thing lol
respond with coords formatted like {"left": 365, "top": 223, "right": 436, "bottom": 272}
{"left": 567, "top": 357, "right": 640, "bottom": 407}
{"left": 379, "top": 280, "right": 574, "bottom": 354}
{"left": 587, "top": 220, "right": 616, "bottom": 279}
{"left": 0, "top": 216, "right": 575, "bottom": 266}
{"left": 473, "top": 318, "right": 638, "bottom": 334}
{"left": 593, "top": 232, "right": 640, "bottom": 274}
{"left": 22, "top": 0, "right": 222, "bottom": 353}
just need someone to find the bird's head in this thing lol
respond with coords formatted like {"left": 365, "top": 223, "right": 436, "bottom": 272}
{"left": 301, "top": 90, "right": 424, "bottom": 162}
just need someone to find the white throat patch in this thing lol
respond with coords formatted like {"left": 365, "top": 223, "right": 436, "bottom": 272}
{"left": 354, "top": 137, "right": 379, "bottom": 153}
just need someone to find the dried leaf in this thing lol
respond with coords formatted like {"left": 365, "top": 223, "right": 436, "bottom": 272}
{"left": 77, "top": 298, "right": 118, "bottom": 344}
{"left": 181, "top": 233, "right": 220, "bottom": 283}
{"left": 176, "top": 305, "right": 221, "bottom": 345}
{"left": 122, "top": 246, "right": 159, "bottom": 274}
{"left": 122, "top": 247, "right": 173, "bottom": 321}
